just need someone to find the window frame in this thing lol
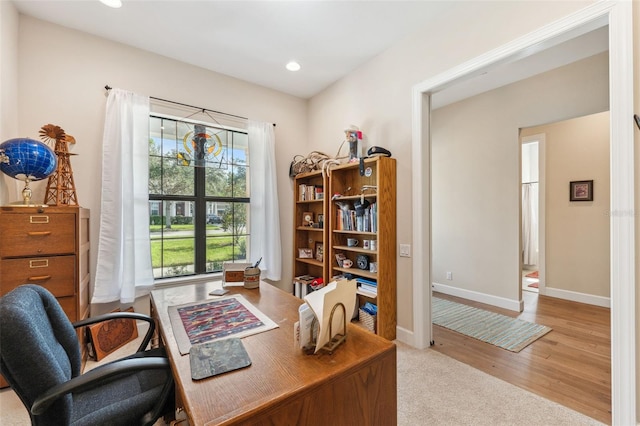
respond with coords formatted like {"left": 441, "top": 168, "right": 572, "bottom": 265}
{"left": 149, "top": 113, "right": 250, "bottom": 280}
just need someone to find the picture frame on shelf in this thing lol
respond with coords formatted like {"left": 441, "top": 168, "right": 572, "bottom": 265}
{"left": 569, "top": 180, "right": 593, "bottom": 201}
{"left": 298, "top": 248, "right": 313, "bottom": 259}
{"left": 315, "top": 242, "right": 323, "bottom": 262}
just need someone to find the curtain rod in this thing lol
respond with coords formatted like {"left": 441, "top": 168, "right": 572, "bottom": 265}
{"left": 104, "top": 85, "right": 275, "bottom": 126}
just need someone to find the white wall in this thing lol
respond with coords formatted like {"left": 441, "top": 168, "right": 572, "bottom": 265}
{"left": 633, "top": 2, "right": 640, "bottom": 416}
{"left": 431, "top": 53, "right": 608, "bottom": 306}
{"left": 12, "top": 15, "right": 307, "bottom": 296}
{"left": 307, "top": 0, "right": 596, "bottom": 332}
{"left": 522, "top": 111, "right": 610, "bottom": 298}
{"left": 0, "top": 1, "right": 19, "bottom": 203}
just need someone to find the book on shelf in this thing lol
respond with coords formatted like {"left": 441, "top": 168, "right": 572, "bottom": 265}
{"left": 358, "top": 284, "right": 377, "bottom": 295}
{"left": 357, "top": 287, "right": 377, "bottom": 298}
{"left": 355, "top": 277, "right": 377, "bottom": 287}
{"left": 335, "top": 201, "right": 377, "bottom": 232}
{"left": 298, "top": 184, "right": 324, "bottom": 201}
{"left": 356, "top": 277, "right": 377, "bottom": 296}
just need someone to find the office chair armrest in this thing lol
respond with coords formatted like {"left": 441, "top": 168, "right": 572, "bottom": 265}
{"left": 31, "top": 356, "right": 170, "bottom": 415}
{"left": 73, "top": 312, "right": 156, "bottom": 353}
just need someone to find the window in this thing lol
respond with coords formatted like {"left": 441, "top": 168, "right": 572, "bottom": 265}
{"left": 149, "top": 115, "right": 250, "bottom": 279}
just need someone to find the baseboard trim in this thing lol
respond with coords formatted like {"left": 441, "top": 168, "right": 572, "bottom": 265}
{"left": 432, "top": 282, "right": 523, "bottom": 312}
{"left": 395, "top": 325, "right": 414, "bottom": 347}
{"left": 543, "top": 287, "right": 610, "bottom": 308}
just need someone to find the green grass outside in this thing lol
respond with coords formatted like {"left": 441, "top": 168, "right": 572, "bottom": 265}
{"left": 149, "top": 224, "right": 222, "bottom": 232}
{"left": 151, "top": 236, "right": 237, "bottom": 267}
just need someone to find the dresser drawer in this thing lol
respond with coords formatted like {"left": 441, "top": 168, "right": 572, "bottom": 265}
{"left": 0, "top": 256, "right": 76, "bottom": 297}
{"left": 58, "top": 296, "right": 78, "bottom": 322}
{"left": 0, "top": 213, "right": 75, "bottom": 257}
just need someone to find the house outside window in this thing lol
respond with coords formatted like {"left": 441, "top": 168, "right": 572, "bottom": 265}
{"left": 149, "top": 115, "right": 250, "bottom": 279}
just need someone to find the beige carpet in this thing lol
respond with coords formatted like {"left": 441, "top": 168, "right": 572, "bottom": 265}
{"left": 396, "top": 341, "right": 603, "bottom": 425}
{"left": 0, "top": 339, "right": 603, "bottom": 425}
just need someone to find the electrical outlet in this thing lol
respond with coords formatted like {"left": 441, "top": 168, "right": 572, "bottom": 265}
{"left": 446, "top": 271, "right": 453, "bottom": 280}
{"left": 399, "top": 244, "right": 411, "bottom": 257}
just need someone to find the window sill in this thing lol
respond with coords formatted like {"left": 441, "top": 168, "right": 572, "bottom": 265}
{"left": 153, "top": 273, "right": 223, "bottom": 289}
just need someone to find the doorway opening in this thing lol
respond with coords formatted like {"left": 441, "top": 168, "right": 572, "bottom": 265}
{"left": 521, "top": 136, "right": 542, "bottom": 294}
{"left": 411, "top": 2, "right": 635, "bottom": 423}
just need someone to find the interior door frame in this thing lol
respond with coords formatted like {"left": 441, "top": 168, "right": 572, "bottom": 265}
{"left": 410, "top": 1, "right": 635, "bottom": 423}
{"left": 520, "top": 134, "right": 545, "bottom": 294}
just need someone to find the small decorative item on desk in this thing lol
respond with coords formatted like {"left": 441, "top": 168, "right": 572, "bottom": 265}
{"left": 223, "top": 262, "right": 253, "bottom": 285}
{"left": 0, "top": 137, "right": 57, "bottom": 206}
{"left": 243, "top": 257, "right": 262, "bottom": 289}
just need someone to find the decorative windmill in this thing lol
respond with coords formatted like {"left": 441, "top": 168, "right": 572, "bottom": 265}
{"left": 39, "top": 124, "right": 79, "bottom": 206}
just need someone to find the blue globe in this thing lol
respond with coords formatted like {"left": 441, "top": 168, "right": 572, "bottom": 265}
{"left": 0, "top": 138, "right": 57, "bottom": 181}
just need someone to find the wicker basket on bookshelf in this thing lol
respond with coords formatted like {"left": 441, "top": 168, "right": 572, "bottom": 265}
{"left": 359, "top": 308, "right": 376, "bottom": 333}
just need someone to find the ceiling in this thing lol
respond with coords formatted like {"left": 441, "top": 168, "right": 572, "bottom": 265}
{"left": 11, "top": 0, "right": 457, "bottom": 99}
{"left": 12, "top": 1, "right": 608, "bottom": 102}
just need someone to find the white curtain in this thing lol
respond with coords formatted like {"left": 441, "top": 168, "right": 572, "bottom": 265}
{"left": 92, "top": 88, "right": 154, "bottom": 304}
{"left": 522, "top": 183, "right": 539, "bottom": 266}
{"left": 248, "top": 120, "right": 282, "bottom": 281}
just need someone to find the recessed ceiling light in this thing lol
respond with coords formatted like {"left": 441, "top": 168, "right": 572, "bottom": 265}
{"left": 99, "top": 0, "right": 122, "bottom": 8}
{"left": 286, "top": 61, "right": 301, "bottom": 72}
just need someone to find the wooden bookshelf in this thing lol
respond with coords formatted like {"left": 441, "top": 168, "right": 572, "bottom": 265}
{"left": 328, "top": 157, "right": 396, "bottom": 340}
{"left": 292, "top": 170, "right": 328, "bottom": 297}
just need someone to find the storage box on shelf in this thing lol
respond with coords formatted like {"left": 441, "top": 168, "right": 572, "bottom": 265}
{"left": 292, "top": 170, "right": 328, "bottom": 297}
{"left": 328, "top": 156, "right": 396, "bottom": 340}
{"left": 0, "top": 206, "right": 90, "bottom": 387}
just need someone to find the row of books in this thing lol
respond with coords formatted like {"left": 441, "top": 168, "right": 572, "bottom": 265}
{"left": 335, "top": 202, "right": 377, "bottom": 232}
{"left": 298, "top": 184, "right": 324, "bottom": 201}
{"left": 356, "top": 277, "right": 377, "bottom": 297}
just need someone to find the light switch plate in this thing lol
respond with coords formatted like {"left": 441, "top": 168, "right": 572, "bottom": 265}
{"left": 399, "top": 244, "right": 411, "bottom": 257}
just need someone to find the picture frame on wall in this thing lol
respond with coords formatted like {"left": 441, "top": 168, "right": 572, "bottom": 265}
{"left": 570, "top": 180, "right": 593, "bottom": 201}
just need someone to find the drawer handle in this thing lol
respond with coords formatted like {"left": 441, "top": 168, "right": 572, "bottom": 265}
{"left": 29, "top": 259, "right": 49, "bottom": 268}
{"left": 28, "top": 275, "right": 52, "bottom": 281}
{"left": 29, "top": 216, "right": 50, "bottom": 224}
{"left": 27, "top": 231, "right": 52, "bottom": 236}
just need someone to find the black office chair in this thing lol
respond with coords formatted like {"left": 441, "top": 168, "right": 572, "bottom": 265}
{"left": 0, "top": 284, "right": 174, "bottom": 426}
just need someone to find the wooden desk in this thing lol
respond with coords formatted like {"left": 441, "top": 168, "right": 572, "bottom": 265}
{"left": 151, "top": 281, "right": 397, "bottom": 426}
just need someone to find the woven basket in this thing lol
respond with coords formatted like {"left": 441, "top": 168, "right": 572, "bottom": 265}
{"left": 358, "top": 308, "right": 377, "bottom": 333}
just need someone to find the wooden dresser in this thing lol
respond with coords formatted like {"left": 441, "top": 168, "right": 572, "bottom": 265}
{"left": 0, "top": 206, "right": 90, "bottom": 388}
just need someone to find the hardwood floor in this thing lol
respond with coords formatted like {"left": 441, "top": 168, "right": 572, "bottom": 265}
{"left": 431, "top": 291, "right": 611, "bottom": 424}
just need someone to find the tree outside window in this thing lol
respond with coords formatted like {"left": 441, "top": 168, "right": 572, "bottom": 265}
{"left": 149, "top": 115, "right": 250, "bottom": 279}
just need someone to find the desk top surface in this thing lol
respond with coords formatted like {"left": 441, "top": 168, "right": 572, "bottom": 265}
{"left": 151, "top": 281, "right": 395, "bottom": 426}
